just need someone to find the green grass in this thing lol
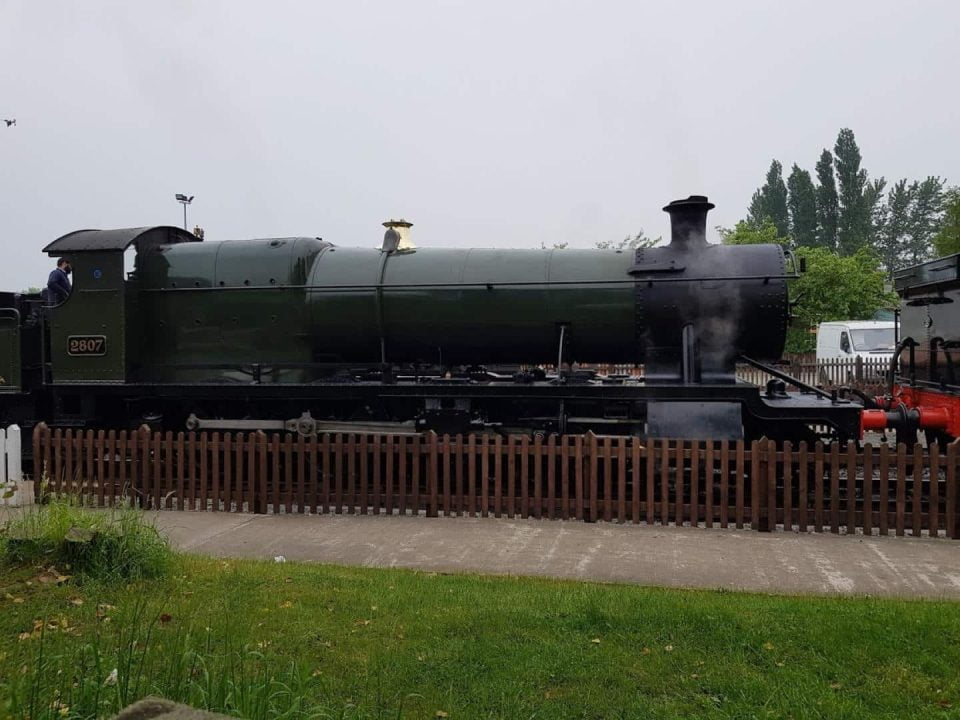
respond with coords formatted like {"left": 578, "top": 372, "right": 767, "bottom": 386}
{"left": 1, "top": 498, "right": 172, "bottom": 581}
{"left": 2, "top": 552, "right": 960, "bottom": 719}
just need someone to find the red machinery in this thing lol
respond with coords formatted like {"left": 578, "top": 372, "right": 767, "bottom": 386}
{"left": 859, "top": 253, "right": 960, "bottom": 443}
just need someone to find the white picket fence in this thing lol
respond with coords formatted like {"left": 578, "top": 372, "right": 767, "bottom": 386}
{"left": 1, "top": 424, "right": 33, "bottom": 507}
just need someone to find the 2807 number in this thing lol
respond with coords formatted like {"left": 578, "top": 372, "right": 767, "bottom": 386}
{"left": 67, "top": 335, "right": 107, "bottom": 356}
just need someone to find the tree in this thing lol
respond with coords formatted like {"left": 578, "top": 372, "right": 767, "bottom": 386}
{"left": 718, "top": 219, "right": 789, "bottom": 246}
{"left": 833, "top": 128, "right": 870, "bottom": 254}
{"left": 905, "top": 176, "right": 945, "bottom": 264}
{"left": 784, "top": 247, "right": 896, "bottom": 353}
{"left": 815, "top": 150, "right": 839, "bottom": 251}
{"left": 933, "top": 188, "right": 960, "bottom": 257}
{"left": 786, "top": 164, "right": 817, "bottom": 248}
{"left": 871, "top": 176, "right": 945, "bottom": 272}
{"left": 747, "top": 160, "right": 789, "bottom": 237}
{"left": 874, "top": 179, "right": 913, "bottom": 274}
{"left": 595, "top": 229, "right": 660, "bottom": 251}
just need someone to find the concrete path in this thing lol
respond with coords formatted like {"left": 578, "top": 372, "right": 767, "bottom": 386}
{"left": 145, "top": 511, "right": 960, "bottom": 599}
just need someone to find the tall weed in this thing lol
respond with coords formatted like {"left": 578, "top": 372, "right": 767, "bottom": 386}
{"left": 0, "top": 496, "right": 172, "bottom": 581}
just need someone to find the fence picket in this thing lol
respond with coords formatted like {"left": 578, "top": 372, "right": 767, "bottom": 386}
{"left": 411, "top": 434, "right": 421, "bottom": 515}
{"left": 589, "top": 433, "right": 599, "bottom": 523}
{"left": 534, "top": 434, "right": 544, "bottom": 520}
{"left": 690, "top": 441, "right": 700, "bottom": 528}
{"left": 223, "top": 433, "right": 232, "bottom": 513}
{"left": 602, "top": 436, "right": 613, "bottom": 523}
{"left": 766, "top": 439, "right": 776, "bottom": 532}
{"left": 879, "top": 443, "right": 889, "bottom": 536}
{"left": 735, "top": 440, "right": 745, "bottom": 529}
{"left": 210, "top": 432, "right": 220, "bottom": 512}
{"left": 720, "top": 440, "right": 730, "bottom": 528}
{"left": 798, "top": 441, "right": 808, "bottom": 532}
{"left": 178, "top": 432, "right": 187, "bottom": 511}
{"left": 346, "top": 434, "right": 356, "bottom": 515}
{"left": 846, "top": 443, "right": 857, "bottom": 535}
{"left": 862, "top": 443, "right": 873, "bottom": 536}
{"left": 546, "top": 434, "right": 556, "bottom": 520}
{"left": 913, "top": 442, "right": 923, "bottom": 537}
{"left": 783, "top": 441, "right": 792, "bottom": 532}
{"left": 949, "top": 442, "right": 959, "bottom": 540}
{"left": 814, "top": 442, "right": 824, "bottom": 533}
{"left": 520, "top": 435, "right": 529, "bottom": 519}
{"left": 930, "top": 444, "right": 940, "bottom": 537}
{"left": 384, "top": 435, "right": 396, "bottom": 515}
{"left": 442, "top": 434, "right": 452, "bottom": 517}
{"left": 896, "top": 445, "right": 907, "bottom": 537}
{"left": 704, "top": 441, "right": 714, "bottom": 529}
{"left": 830, "top": 443, "right": 840, "bottom": 534}
{"left": 359, "top": 435, "right": 369, "bottom": 515}
{"left": 645, "top": 439, "right": 655, "bottom": 525}
{"left": 658, "top": 439, "right": 669, "bottom": 525}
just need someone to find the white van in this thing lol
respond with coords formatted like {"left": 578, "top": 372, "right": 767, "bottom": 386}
{"left": 815, "top": 321, "right": 896, "bottom": 364}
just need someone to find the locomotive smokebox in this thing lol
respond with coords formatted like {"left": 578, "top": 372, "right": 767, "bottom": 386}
{"left": 663, "top": 195, "right": 715, "bottom": 249}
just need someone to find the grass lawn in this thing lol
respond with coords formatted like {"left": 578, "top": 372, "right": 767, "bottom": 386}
{"left": 2, "top": 555, "right": 960, "bottom": 719}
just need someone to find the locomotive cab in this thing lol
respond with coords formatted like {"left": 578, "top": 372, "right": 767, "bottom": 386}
{"left": 41, "top": 226, "right": 199, "bottom": 385}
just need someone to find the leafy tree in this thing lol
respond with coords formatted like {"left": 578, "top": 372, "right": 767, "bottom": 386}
{"left": 718, "top": 219, "right": 789, "bottom": 246}
{"left": 815, "top": 150, "right": 839, "bottom": 251}
{"left": 595, "top": 229, "right": 660, "bottom": 251}
{"left": 933, "top": 187, "right": 960, "bottom": 256}
{"left": 747, "top": 160, "right": 789, "bottom": 237}
{"left": 833, "top": 128, "right": 870, "bottom": 254}
{"left": 786, "top": 164, "right": 818, "bottom": 248}
{"left": 785, "top": 247, "right": 896, "bottom": 353}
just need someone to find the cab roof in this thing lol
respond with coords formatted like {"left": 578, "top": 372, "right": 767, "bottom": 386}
{"left": 43, "top": 226, "right": 198, "bottom": 255}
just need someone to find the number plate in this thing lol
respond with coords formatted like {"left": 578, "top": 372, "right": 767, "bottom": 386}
{"left": 67, "top": 335, "right": 107, "bottom": 356}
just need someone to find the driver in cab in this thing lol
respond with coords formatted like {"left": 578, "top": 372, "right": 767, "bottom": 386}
{"left": 46, "top": 257, "right": 72, "bottom": 305}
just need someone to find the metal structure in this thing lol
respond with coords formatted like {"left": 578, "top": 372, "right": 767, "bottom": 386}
{"left": 0, "top": 196, "right": 865, "bottom": 441}
{"left": 862, "top": 253, "right": 960, "bottom": 442}
{"left": 175, "top": 193, "right": 194, "bottom": 231}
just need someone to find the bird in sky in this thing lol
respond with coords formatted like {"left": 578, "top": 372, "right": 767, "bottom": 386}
{"left": 3, "top": 119, "right": 15, "bottom": 127}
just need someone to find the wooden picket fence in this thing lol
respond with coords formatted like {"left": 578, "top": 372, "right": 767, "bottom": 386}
{"left": 30, "top": 423, "right": 960, "bottom": 539}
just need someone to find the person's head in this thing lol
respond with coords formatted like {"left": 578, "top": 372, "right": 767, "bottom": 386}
{"left": 57, "top": 257, "right": 71, "bottom": 275}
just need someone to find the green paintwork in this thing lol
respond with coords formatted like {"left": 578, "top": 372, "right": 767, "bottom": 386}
{"left": 0, "top": 315, "right": 20, "bottom": 391}
{"left": 49, "top": 252, "right": 127, "bottom": 383}
{"left": 307, "top": 247, "right": 637, "bottom": 364}
{"left": 136, "top": 238, "right": 326, "bottom": 382}
{"left": 133, "top": 240, "right": 638, "bottom": 381}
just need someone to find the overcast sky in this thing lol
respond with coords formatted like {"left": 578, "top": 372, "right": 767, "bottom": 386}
{"left": 1, "top": 0, "right": 957, "bottom": 290}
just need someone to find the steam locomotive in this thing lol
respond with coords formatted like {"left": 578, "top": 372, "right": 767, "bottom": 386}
{"left": 0, "top": 196, "right": 865, "bottom": 441}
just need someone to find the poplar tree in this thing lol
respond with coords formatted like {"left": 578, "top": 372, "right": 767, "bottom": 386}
{"left": 814, "top": 150, "right": 839, "bottom": 251}
{"left": 747, "top": 160, "right": 789, "bottom": 237}
{"left": 786, "top": 164, "right": 818, "bottom": 247}
{"left": 834, "top": 128, "right": 869, "bottom": 254}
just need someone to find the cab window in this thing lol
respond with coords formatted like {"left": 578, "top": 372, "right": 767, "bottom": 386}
{"left": 840, "top": 331, "right": 851, "bottom": 353}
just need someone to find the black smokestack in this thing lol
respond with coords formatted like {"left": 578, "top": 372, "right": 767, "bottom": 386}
{"left": 664, "top": 195, "right": 715, "bottom": 249}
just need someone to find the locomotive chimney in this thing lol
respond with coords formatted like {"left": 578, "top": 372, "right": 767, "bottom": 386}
{"left": 663, "top": 195, "right": 715, "bottom": 249}
{"left": 382, "top": 219, "right": 415, "bottom": 252}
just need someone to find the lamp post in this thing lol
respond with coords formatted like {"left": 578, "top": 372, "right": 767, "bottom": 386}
{"left": 175, "top": 194, "right": 194, "bottom": 230}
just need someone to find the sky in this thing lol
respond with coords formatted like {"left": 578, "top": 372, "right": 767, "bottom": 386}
{"left": 1, "top": 0, "right": 958, "bottom": 291}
